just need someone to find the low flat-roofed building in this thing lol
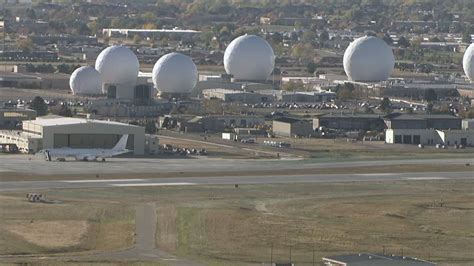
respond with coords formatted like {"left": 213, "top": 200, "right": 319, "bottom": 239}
{"left": 258, "top": 89, "right": 336, "bottom": 103}
{"left": 202, "top": 88, "right": 274, "bottom": 103}
{"left": 280, "top": 91, "right": 336, "bottom": 103}
{"left": 385, "top": 128, "right": 473, "bottom": 146}
{"left": 273, "top": 117, "right": 313, "bottom": 137}
{"left": 162, "top": 114, "right": 265, "bottom": 133}
{"left": 6, "top": 116, "right": 146, "bottom": 154}
{"left": 322, "top": 253, "right": 436, "bottom": 266}
{"left": 179, "top": 116, "right": 225, "bottom": 133}
{"left": 314, "top": 113, "right": 384, "bottom": 131}
{"left": 0, "top": 107, "right": 36, "bottom": 129}
{"left": 384, "top": 113, "right": 461, "bottom": 130}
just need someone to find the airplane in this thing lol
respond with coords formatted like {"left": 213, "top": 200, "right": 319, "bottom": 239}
{"left": 40, "top": 134, "right": 130, "bottom": 162}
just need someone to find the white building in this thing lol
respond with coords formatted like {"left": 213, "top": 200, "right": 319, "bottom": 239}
{"left": 0, "top": 117, "right": 145, "bottom": 154}
{"left": 202, "top": 88, "right": 274, "bottom": 103}
{"left": 385, "top": 128, "right": 473, "bottom": 146}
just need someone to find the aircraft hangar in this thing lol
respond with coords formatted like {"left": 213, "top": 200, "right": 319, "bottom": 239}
{"left": 11, "top": 117, "right": 145, "bottom": 155}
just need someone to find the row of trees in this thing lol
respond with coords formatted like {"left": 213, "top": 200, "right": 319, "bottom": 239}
{"left": 24, "top": 64, "right": 81, "bottom": 74}
{"left": 29, "top": 96, "right": 75, "bottom": 117}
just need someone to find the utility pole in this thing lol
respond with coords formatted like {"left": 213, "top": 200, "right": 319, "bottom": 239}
{"left": 270, "top": 243, "right": 273, "bottom": 265}
{"left": 289, "top": 246, "right": 292, "bottom": 264}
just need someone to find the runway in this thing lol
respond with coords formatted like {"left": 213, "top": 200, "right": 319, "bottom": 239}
{"left": 0, "top": 155, "right": 472, "bottom": 176}
{"left": 1, "top": 171, "right": 472, "bottom": 192}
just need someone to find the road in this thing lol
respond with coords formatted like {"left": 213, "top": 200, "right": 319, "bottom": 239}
{"left": 1, "top": 171, "right": 472, "bottom": 192}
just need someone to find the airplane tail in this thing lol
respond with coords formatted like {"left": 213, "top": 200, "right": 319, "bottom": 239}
{"left": 112, "top": 134, "right": 129, "bottom": 151}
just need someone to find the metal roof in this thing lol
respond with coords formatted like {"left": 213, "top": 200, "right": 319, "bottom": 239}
{"left": 24, "top": 117, "right": 139, "bottom": 127}
{"left": 274, "top": 117, "right": 305, "bottom": 124}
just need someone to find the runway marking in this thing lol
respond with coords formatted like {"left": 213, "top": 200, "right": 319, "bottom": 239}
{"left": 406, "top": 177, "right": 447, "bottom": 180}
{"left": 355, "top": 173, "right": 397, "bottom": 176}
{"left": 111, "top": 182, "right": 196, "bottom": 187}
{"left": 64, "top": 179, "right": 145, "bottom": 183}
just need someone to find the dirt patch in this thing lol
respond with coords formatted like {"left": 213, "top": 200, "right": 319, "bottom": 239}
{"left": 5, "top": 220, "right": 89, "bottom": 249}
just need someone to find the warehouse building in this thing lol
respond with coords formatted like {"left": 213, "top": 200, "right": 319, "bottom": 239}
{"left": 0, "top": 117, "right": 145, "bottom": 154}
{"left": 168, "top": 114, "right": 265, "bottom": 133}
{"left": 278, "top": 90, "right": 336, "bottom": 103}
{"left": 384, "top": 113, "right": 461, "bottom": 130}
{"left": 314, "top": 113, "right": 384, "bottom": 131}
{"left": 273, "top": 117, "right": 313, "bottom": 137}
{"left": 385, "top": 128, "right": 473, "bottom": 146}
{"left": 202, "top": 88, "right": 274, "bottom": 103}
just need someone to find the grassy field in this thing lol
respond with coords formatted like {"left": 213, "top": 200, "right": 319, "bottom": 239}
{"left": 1, "top": 180, "right": 473, "bottom": 265}
{"left": 0, "top": 180, "right": 474, "bottom": 265}
{"left": 0, "top": 194, "right": 135, "bottom": 256}
{"left": 151, "top": 181, "right": 474, "bottom": 265}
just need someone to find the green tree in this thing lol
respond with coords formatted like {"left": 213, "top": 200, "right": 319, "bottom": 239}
{"left": 16, "top": 38, "right": 34, "bottom": 52}
{"left": 319, "top": 30, "right": 329, "bottom": 42}
{"left": 58, "top": 105, "right": 73, "bottom": 117}
{"left": 133, "top": 35, "right": 142, "bottom": 44}
{"left": 462, "top": 29, "right": 472, "bottom": 43}
{"left": 424, "top": 89, "right": 437, "bottom": 102}
{"left": 380, "top": 97, "right": 392, "bottom": 113}
{"left": 306, "top": 62, "right": 317, "bottom": 74}
{"left": 398, "top": 36, "right": 410, "bottom": 48}
{"left": 145, "top": 120, "right": 157, "bottom": 134}
{"left": 29, "top": 96, "right": 48, "bottom": 116}
{"left": 282, "top": 80, "right": 304, "bottom": 91}
{"left": 426, "top": 103, "right": 434, "bottom": 114}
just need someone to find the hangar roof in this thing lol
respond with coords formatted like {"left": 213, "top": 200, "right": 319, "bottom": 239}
{"left": 25, "top": 117, "right": 140, "bottom": 127}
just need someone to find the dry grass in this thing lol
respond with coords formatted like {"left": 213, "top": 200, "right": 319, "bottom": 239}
{"left": 5, "top": 221, "right": 89, "bottom": 249}
{"left": 1, "top": 180, "right": 473, "bottom": 265}
{"left": 152, "top": 181, "right": 474, "bottom": 265}
{"left": 0, "top": 195, "right": 134, "bottom": 255}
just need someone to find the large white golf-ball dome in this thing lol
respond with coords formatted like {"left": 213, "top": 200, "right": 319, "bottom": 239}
{"left": 463, "top": 43, "right": 474, "bottom": 82}
{"left": 95, "top": 45, "right": 139, "bottom": 84}
{"left": 343, "top": 36, "right": 395, "bottom": 82}
{"left": 224, "top": 34, "right": 275, "bottom": 81}
{"left": 152, "top": 52, "right": 198, "bottom": 93}
{"left": 69, "top": 66, "right": 102, "bottom": 95}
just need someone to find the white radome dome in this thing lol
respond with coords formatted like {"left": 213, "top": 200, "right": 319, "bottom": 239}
{"left": 224, "top": 34, "right": 275, "bottom": 81}
{"left": 152, "top": 52, "right": 198, "bottom": 93}
{"left": 69, "top": 66, "right": 102, "bottom": 95}
{"left": 343, "top": 36, "right": 395, "bottom": 82}
{"left": 463, "top": 43, "right": 474, "bottom": 82}
{"left": 95, "top": 45, "right": 139, "bottom": 84}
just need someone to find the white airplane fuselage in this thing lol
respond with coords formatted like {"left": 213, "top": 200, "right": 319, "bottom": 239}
{"left": 40, "top": 134, "right": 130, "bottom": 162}
{"left": 44, "top": 148, "right": 129, "bottom": 161}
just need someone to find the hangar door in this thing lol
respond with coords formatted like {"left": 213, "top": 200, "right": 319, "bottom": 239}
{"left": 54, "top": 134, "right": 134, "bottom": 150}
